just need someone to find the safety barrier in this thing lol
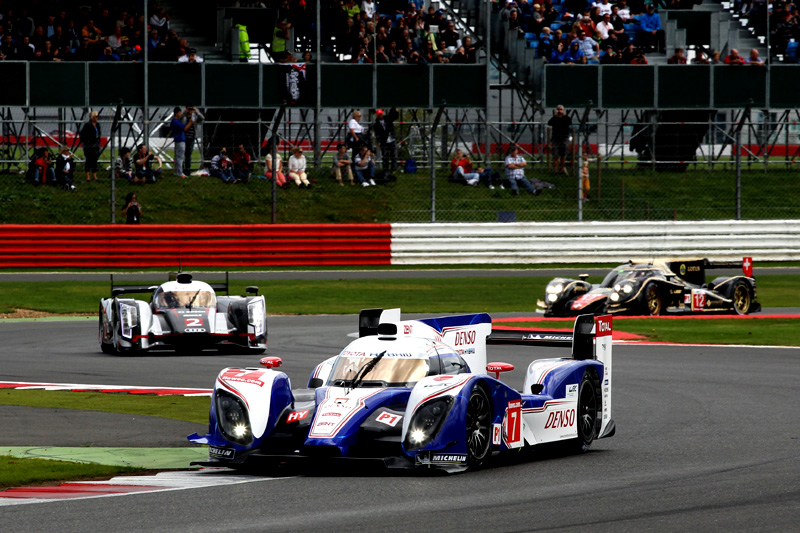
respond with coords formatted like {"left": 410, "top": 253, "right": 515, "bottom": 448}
{"left": 0, "top": 224, "right": 392, "bottom": 268}
{"left": 390, "top": 220, "right": 800, "bottom": 264}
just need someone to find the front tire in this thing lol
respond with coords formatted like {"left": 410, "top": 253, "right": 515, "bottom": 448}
{"left": 644, "top": 283, "right": 662, "bottom": 316}
{"left": 571, "top": 369, "right": 601, "bottom": 453}
{"left": 466, "top": 386, "right": 492, "bottom": 468}
{"left": 731, "top": 282, "right": 752, "bottom": 315}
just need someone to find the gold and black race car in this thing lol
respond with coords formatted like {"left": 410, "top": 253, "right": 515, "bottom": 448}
{"left": 537, "top": 257, "right": 760, "bottom": 317}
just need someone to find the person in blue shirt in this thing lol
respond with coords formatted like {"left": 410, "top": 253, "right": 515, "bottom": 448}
{"left": 638, "top": 4, "right": 665, "bottom": 53}
{"left": 548, "top": 41, "right": 569, "bottom": 64}
{"left": 565, "top": 41, "right": 586, "bottom": 64}
{"left": 170, "top": 107, "right": 193, "bottom": 179}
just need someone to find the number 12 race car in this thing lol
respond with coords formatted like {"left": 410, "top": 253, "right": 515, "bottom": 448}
{"left": 538, "top": 257, "right": 760, "bottom": 317}
{"left": 188, "top": 309, "right": 615, "bottom": 473}
{"left": 98, "top": 273, "right": 267, "bottom": 354}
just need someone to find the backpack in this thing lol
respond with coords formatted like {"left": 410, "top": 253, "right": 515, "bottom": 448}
{"left": 404, "top": 158, "right": 417, "bottom": 174}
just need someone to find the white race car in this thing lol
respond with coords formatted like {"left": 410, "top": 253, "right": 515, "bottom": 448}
{"left": 98, "top": 273, "right": 267, "bottom": 354}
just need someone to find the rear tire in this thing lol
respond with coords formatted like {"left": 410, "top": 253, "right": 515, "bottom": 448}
{"left": 571, "top": 369, "right": 601, "bottom": 453}
{"left": 644, "top": 283, "right": 662, "bottom": 316}
{"left": 731, "top": 282, "right": 752, "bottom": 315}
{"left": 99, "top": 310, "right": 117, "bottom": 355}
{"left": 466, "top": 386, "right": 492, "bottom": 469}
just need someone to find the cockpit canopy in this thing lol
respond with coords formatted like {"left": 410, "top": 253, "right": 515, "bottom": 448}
{"left": 152, "top": 281, "right": 217, "bottom": 309}
{"left": 601, "top": 265, "right": 664, "bottom": 288}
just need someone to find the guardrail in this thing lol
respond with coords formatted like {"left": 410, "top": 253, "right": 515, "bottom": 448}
{"left": 391, "top": 220, "right": 800, "bottom": 264}
{"left": 0, "top": 224, "right": 392, "bottom": 268}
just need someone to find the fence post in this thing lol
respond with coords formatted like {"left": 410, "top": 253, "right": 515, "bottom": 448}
{"left": 430, "top": 104, "right": 446, "bottom": 223}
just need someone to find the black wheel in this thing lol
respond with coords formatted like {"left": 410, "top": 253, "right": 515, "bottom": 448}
{"left": 465, "top": 386, "right": 492, "bottom": 468}
{"left": 644, "top": 283, "right": 662, "bottom": 316}
{"left": 99, "top": 310, "right": 116, "bottom": 355}
{"left": 571, "top": 369, "right": 601, "bottom": 453}
{"left": 732, "top": 282, "right": 752, "bottom": 315}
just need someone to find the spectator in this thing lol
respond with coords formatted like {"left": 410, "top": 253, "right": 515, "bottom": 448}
{"left": 122, "top": 192, "right": 142, "bottom": 224}
{"left": 504, "top": 145, "right": 538, "bottom": 195}
{"left": 373, "top": 107, "right": 399, "bottom": 175}
{"left": 709, "top": 50, "right": 721, "bottom": 64}
{"left": 116, "top": 36, "right": 133, "bottom": 61}
{"left": 548, "top": 105, "right": 573, "bottom": 175}
{"left": 232, "top": 144, "right": 253, "bottom": 182}
{"left": 692, "top": 49, "right": 710, "bottom": 64}
{"left": 593, "top": 0, "right": 613, "bottom": 17}
{"left": 548, "top": 41, "right": 568, "bottom": 64}
{"left": 210, "top": 147, "right": 237, "bottom": 183}
{"left": 667, "top": 47, "right": 687, "bottom": 64}
{"left": 1, "top": 34, "right": 18, "bottom": 60}
{"left": 181, "top": 105, "right": 203, "bottom": 173}
{"left": 746, "top": 48, "right": 764, "bottom": 65}
{"left": 178, "top": 47, "right": 203, "bottom": 63}
{"left": 107, "top": 26, "right": 123, "bottom": 51}
{"left": 629, "top": 47, "right": 648, "bottom": 64}
{"left": 565, "top": 40, "right": 586, "bottom": 64}
{"left": 462, "top": 36, "right": 478, "bottom": 63}
{"left": 354, "top": 144, "right": 376, "bottom": 186}
{"left": 440, "top": 21, "right": 459, "bottom": 52}
{"left": 288, "top": 146, "right": 311, "bottom": 187}
{"left": 272, "top": 19, "right": 297, "bottom": 63}
{"left": 97, "top": 45, "right": 120, "bottom": 61}
{"left": 114, "top": 146, "right": 142, "bottom": 184}
{"left": 170, "top": 107, "right": 192, "bottom": 178}
{"left": 149, "top": 8, "right": 170, "bottom": 37}
{"left": 30, "top": 147, "right": 55, "bottom": 186}
{"left": 608, "top": 7, "right": 629, "bottom": 46}
{"left": 450, "top": 149, "right": 484, "bottom": 186}
{"left": 79, "top": 110, "right": 101, "bottom": 182}
{"left": 54, "top": 146, "right": 77, "bottom": 190}
{"left": 638, "top": 4, "right": 665, "bottom": 53}
{"left": 616, "top": 0, "right": 632, "bottom": 21}
{"left": 332, "top": 142, "right": 354, "bottom": 185}
{"left": 264, "top": 147, "right": 287, "bottom": 187}
{"left": 17, "top": 35, "right": 34, "bottom": 60}
{"left": 572, "top": 29, "right": 598, "bottom": 62}
{"left": 596, "top": 14, "right": 614, "bottom": 41}
{"left": 724, "top": 48, "right": 746, "bottom": 65}
{"left": 347, "top": 110, "right": 365, "bottom": 152}
{"left": 134, "top": 143, "right": 162, "bottom": 183}
{"left": 362, "top": 0, "right": 376, "bottom": 20}
{"left": 600, "top": 44, "right": 619, "bottom": 63}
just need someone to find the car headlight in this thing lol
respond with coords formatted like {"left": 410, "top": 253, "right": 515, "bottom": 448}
{"left": 247, "top": 300, "right": 266, "bottom": 337}
{"left": 547, "top": 283, "right": 564, "bottom": 294}
{"left": 613, "top": 283, "right": 621, "bottom": 292}
{"left": 215, "top": 390, "right": 253, "bottom": 445}
{"left": 403, "top": 396, "right": 454, "bottom": 451}
{"left": 119, "top": 302, "right": 138, "bottom": 339}
{"left": 610, "top": 292, "right": 620, "bottom": 302}
{"left": 621, "top": 284, "right": 633, "bottom": 294}
{"left": 547, "top": 293, "right": 558, "bottom": 303}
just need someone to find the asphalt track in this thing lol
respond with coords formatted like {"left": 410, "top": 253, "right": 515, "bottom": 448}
{"left": 1, "top": 315, "right": 800, "bottom": 532}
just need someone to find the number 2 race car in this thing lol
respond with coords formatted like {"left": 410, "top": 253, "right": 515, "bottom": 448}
{"left": 98, "top": 273, "right": 267, "bottom": 354}
{"left": 538, "top": 257, "right": 760, "bottom": 317}
{"left": 188, "top": 309, "right": 615, "bottom": 473}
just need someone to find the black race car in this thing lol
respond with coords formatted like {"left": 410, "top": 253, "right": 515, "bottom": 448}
{"left": 537, "top": 257, "right": 760, "bottom": 317}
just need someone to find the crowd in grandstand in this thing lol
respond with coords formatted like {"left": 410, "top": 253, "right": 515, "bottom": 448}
{"left": 0, "top": 2, "right": 201, "bottom": 62}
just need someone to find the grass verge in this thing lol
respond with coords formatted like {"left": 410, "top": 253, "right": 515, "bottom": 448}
{"left": 0, "top": 455, "right": 146, "bottom": 490}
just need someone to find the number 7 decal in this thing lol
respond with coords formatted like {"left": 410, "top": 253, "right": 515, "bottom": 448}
{"left": 506, "top": 400, "right": 522, "bottom": 448}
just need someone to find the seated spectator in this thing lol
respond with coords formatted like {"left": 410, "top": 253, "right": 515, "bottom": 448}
{"left": 746, "top": 48, "right": 764, "bottom": 65}
{"left": 709, "top": 50, "right": 721, "bottom": 64}
{"left": 18, "top": 36, "right": 35, "bottom": 60}
{"left": 264, "top": 149, "right": 287, "bottom": 187}
{"left": 596, "top": 14, "right": 614, "bottom": 41}
{"left": 538, "top": 28, "right": 554, "bottom": 59}
{"left": 548, "top": 41, "right": 568, "bottom": 64}
{"left": 150, "top": 8, "right": 170, "bottom": 37}
{"left": 565, "top": 40, "right": 586, "bottom": 64}
{"left": 54, "top": 147, "right": 76, "bottom": 190}
{"left": 333, "top": 142, "right": 354, "bottom": 185}
{"left": 593, "top": 0, "right": 613, "bottom": 17}
{"left": 724, "top": 48, "right": 746, "bottom": 65}
{"left": 232, "top": 144, "right": 253, "bottom": 183}
{"left": 667, "top": 47, "right": 687, "bottom": 64}
{"left": 97, "top": 45, "right": 120, "bottom": 61}
{"left": 451, "top": 149, "right": 480, "bottom": 186}
{"left": 637, "top": 5, "right": 665, "bottom": 53}
{"left": 134, "top": 144, "right": 162, "bottom": 183}
{"left": 573, "top": 29, "right": 599, "bottom": 62}
{"left": 692, "top": 49, "right": 710, "bottom": 64}
{"left": 609, "top": 7, "right": 629, "bottom": 46}
{"left": 629, "top": 47, "right": 648, "bottom": 64}
{"left": 115, "top": 146, "right": 144, "bottom": 184}
{"left": 30, "top": 148, "right": 55, "bottom": 186}
{"left": 439, "top": 20, "right": 459, "bottom": 52}
{"left": 178, "top": 47, "right": 203, "bottom": 63}
{"left": 616, "top": 0, "right": 632, "bottom": 20}
{"left": 504, "top": 145, "right": 537, "bottom": 195}
{"left": 210, "top": 147, "right": 237, "bottom": 183}
{"left": 116, "top": 36, "right": 134, "bottom": 61}
{"left": 108, "top": 26, "right": 123, "bottom": 51}
{"left": 354, "top": 144, "right": 376, "bottom": 186}
{"left": 288, "top": 147, "right": 311, "bottom": 187}
{"left": 599, "top": 44, "right": 619, "bottom": 63}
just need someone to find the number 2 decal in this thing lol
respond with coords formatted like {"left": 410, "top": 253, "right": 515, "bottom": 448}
{"left": 185, "top": 318, "right": 201, "bottom": 326}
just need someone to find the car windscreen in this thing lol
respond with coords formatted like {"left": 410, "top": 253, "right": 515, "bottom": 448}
{"left": 328, "top": 355, "right": 429, "bottom": 387}
{"left": 155, "top": 290, "right": 216, "bottom": 308}
{"left": 601, "top": 268, "right": 653, "bottom": 288}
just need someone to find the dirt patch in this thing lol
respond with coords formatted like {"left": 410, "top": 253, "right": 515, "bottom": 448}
{"left": 0, "top": 309, "right": 92, "bottom": 319}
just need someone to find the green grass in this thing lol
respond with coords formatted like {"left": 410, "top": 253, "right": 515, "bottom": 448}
{"left": 0, "top": 390, "right": 210, "bottom": 425}
{"left": 2, "top": 166, "right": 799, "bottom": 223}
{"left": 0, "top": 274, "right": 797, "bottom": 315}
{"left": 0, "top": 455, "right": 145, "bottom": 490}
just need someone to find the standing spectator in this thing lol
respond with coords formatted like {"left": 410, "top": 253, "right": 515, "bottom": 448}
{"left": 79, "top": 110, "right": 101, "bottom": 182}
{"left": 170, "top": 107, "right": 191, "bottom": 178}
{"left": 667, "top": 47, "right": 687, "bottom": 64}
{"left": 264, "top": 148, "right": 287, "bottom": 187}
{"left": 271, "top": 19, "right": 296, "bottom": 63}
{"left": 354, "top": 144, "right": 376, "bottom": 186}
{"left": 232, "top": 144, "right": 253, "bottom": 182}
{"left": 638, "top": 4, "right": 665, "bottom": 54}
{"left": 181, "top": 105, "right": 203, "bottom": 173}
{"left": 54, "top": 146, "right": 77, "bottom": 190}
{"left": 288, "top": 147, "right": 311, "bottom": 187}
{"left": 210, "top": 147, "right": 237, "bottom": 183}
{"left": 332, "top": 142, "right": 354, "bottom": 185}
{"left": 134, "top": 143, "right": 162, "bottom": 183}
{"left": 504, "top": 145, "right": 538, "bottom": 195}
{"left": 362, "top": 0, "right": 376, "bottom": 20}
{"left": 149, "top": 8, "right": 170, "bottom": 38}
{"left": 548, "top": 105, "right": 573, "bottom": 175}
{"left": 347, "top": 110, "right": 365, "bottom": 153}
{"left": 373, "top": 107, "right": 398, "bottom": 175}
{"left": 122, "top": 192, "right": 142, "bottom": 224}
{"left": 724, "top": 48, "right": 746, "bottom": 65}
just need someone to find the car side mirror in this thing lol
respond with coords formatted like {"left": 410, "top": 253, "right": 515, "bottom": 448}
{"left": 579, "top": 274, "right": 589, "bottom": 281}
{"left": 246, "top": 286, "right": 259, "bottom": 295}
{"left": 260, "top": 356, "right": 282, "bottom": 369}
{"left": 112, "top": 288, "right": 125, "bottom": 297}
{"left": 486, "top": 362, "right": 514, "bottom": 380}
{"left": 308, "top": 378, "right": 323, "bottom": 388}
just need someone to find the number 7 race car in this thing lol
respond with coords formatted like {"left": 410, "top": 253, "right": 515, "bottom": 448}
{"left": 188, "top": 309, "right": 615, "bottom": 473}
{"left": 98, "top": 273, "right": 267, "bottom": 355}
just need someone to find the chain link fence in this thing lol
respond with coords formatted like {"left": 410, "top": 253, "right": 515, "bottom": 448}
{"left": 2, "top": 105, "right": 799, "bottom": 224}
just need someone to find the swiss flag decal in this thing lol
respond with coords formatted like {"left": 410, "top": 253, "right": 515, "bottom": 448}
{"left": 742, "top": 257, "right": 753, "bottom": 277}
